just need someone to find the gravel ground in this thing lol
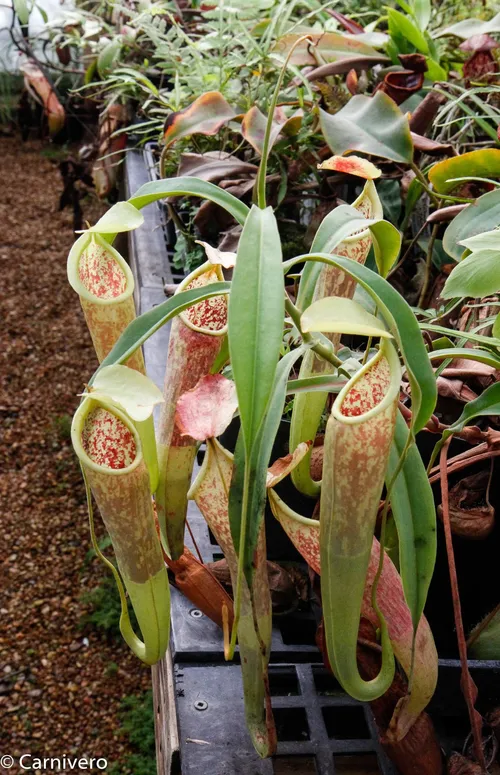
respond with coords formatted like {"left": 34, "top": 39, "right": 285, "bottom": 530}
{"left": 0, "top": 137, "right": 151, "bottom": 772}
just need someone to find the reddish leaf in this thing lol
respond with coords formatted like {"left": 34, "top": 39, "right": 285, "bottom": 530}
{"left": 463, "top": 50, "right": 498, "bottom": 80}
{"left": 176, "top": 374, "right": 237, "bottom": 442}
{"left": 409, "top": 90, "right": 447, "bottom": 135}
{"left": 241, "top": 106, "right": 302, "bottom": 155}
{"left": 317, "top": 154, "right": 382, "bottom": 179}
{"left": 304, "top": 55, "right": 390, "bottom": 81}
{"left": 459, "top": 33, "right": 499, "bottom": 51}
{"left": 329, "top": 10, "right": 365, "bottom": 34}
{"left": 163, "top": 91, "right": 236, "bottom": 149}
{"left": 411, "top": 132, "right": 455, "bottom": 156}
{"left": 177, "top": 151, "right": 257, "bottom": 183}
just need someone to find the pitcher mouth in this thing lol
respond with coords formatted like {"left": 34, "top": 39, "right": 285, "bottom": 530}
{"left": 177, "top": 261, "right": 229, "bottom": 335}
{"left": 72, "top": 396, "right": 142, "bottom": 476}
{"left": 67, "top": 233, "right": 135, "bottom": 306}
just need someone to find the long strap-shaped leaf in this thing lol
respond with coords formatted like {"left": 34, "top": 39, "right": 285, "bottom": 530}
{"left": 388, "top": 412, "right": 437, "bottom": 630}
{"left": 128, "top": 177, "right": 250, "bottom": 225}
{"left": 227, "top": 205, "right": 284, "bottom": 639}
{"left": 268, "top": 492, "right": 437, "bottom": 740}
{"left": 321, "top": 339, "right": 401, "bottom": 701}
{"left": 290, "top": 182, "right": 384, "bottom": 498}
{"left": 284, "top": 254, "right": 437, "bottom": 433}
{"left": 188, "top": 439, "right": 276, "bottom": 758}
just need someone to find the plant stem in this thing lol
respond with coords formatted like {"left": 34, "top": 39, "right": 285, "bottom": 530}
{"left": 256, "top": 35, "right": 311, "bottom": 208}
{"left": 439, "top": 440, "right": 487, "bottom": 771}
{"left": 418, "top": 223, "right": 439, "bottom": 309}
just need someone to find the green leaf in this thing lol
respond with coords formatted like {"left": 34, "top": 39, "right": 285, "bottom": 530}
{"left": 420, "top": 322, "right": 500, "bottom": 349}
{"left": 112, "top": 68, "right": 159, "bottom": 96}
{"left": 228, "top": 205, "right": 285, "bottom": 451}
{"left": 443, "top": 189, "right": 500, "bottom": 261}
{"left": 430, "top": 382, "right": 500, "bottom": 472}
{"left": 229, "top": 347, "right": 308, "bottom": 583}
{"left": 13, "top": 0, "right": 30, "bottom": 25}
{"left": 429, "top": 347, "right": 500, "bottom": 370}
{"left": 227, "top": 204, "right": 284, "bottom": 597}
{"left": 89, "top": 282, "right": 231, "bottom": 384}
{"left": 79, "top": 201, "right": 144, "bottom": 235}
{"left": 301, "top": 297, "right": 393, "bottom": 338}
{"left": 388, "top": 412, "right": 436, "bottom": 629}
{"left": 387, "top": 8, "right": 429, "bottom": 53}
{"left": 320, "top": 92, "right": 414, "bottom": 164}
{"left": 412, "top": 0, "right": 431, "bottom": 31}
{"left": 493, "top": 313, "right": 500, "bottom": 340}
{"left": 460, "top": 228, "right": 500, "bottom": 252}
{"left": 425, "top": 58, "right": 448, "bottom": 81}
{"left": 97, "top": 39, "right": 122, "bottom": 77}
{"left": 435, "top": 12, "right": 500, "bottom": 39}
{"left": 90, "top": 365, "right": 163, "bottom": 422}
{"left": 128, "top": 177, "right": 250, "bottom": 226}
{"left": 377, "top": 178, "right": 402, "bottom": 225}
{"left": 285, "top": 254, "right": 437, "bottom": 433}
{"left": 442, "top": 249, "right": 500, "bottom": 299}
{"left": 429, "top": 149, "right": 500, "bottom": 194}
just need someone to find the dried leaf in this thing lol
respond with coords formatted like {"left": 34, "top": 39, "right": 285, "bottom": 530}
{"left": 274, "top": 31, "right": 382, "bottom": 66}
{"left": 177, "top": 152, "right": 258, "bottom": 183}
{"left": 266, "top": 443, "right": 310, "bottom": 488}
{"left": 196, "top": 240, "right": 237, "bottom": 268}
{"left": 437, "top": 470, "right": 494, "bottom": 539}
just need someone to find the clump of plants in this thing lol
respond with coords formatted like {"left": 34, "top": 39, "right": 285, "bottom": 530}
{"left": 62, "top": 2, "right": 500, "bottom": 773}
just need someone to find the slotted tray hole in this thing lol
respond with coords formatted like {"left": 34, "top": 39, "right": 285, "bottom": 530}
{"left": 278, "top": 617, "right": 317, "bottom": 646}
{"left": 274, "top": 755, "right": 317, "bottom": 774}
{"left": 334, "top": 754, "right": 381, "bottom": 774}
{"left": 322, "top": 706, "right": 370, "bottom": 740}
{"left": 274, "top": 707, "right": 310, "bottom": 741}
{"left": 269, "top": 666, "right": 300, "bottom": 696}
{"left": 312, "top": 666, "right": 343, "bottom": 696}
